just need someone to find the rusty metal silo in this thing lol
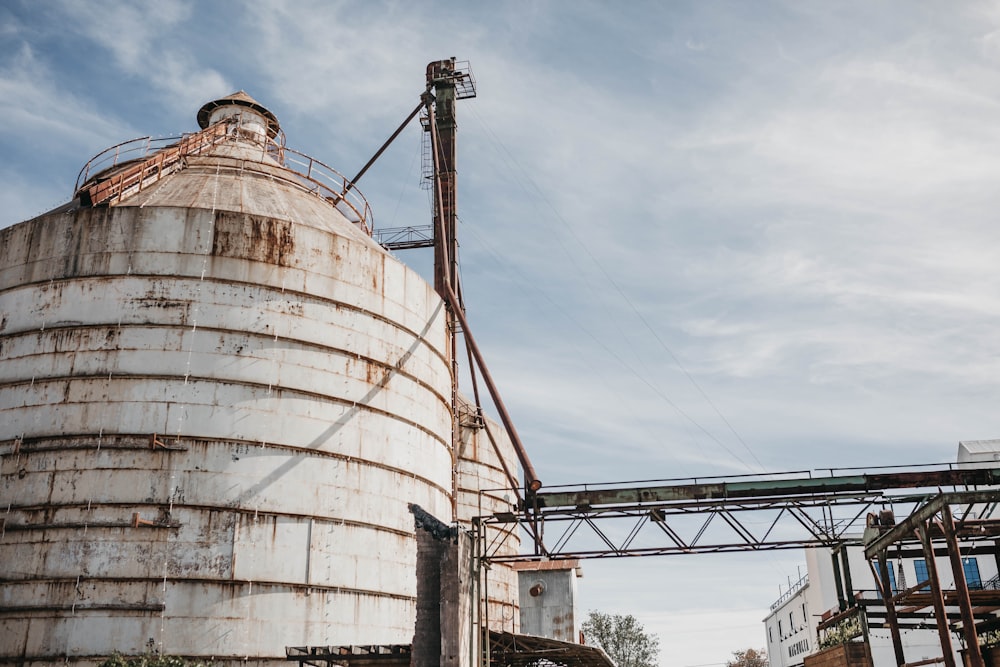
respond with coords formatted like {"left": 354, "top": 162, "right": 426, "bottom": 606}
{"left": 0, "top": 92, "right": 511, "bottom": 664}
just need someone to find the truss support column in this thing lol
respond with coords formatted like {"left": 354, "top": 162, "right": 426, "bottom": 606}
{"left": 860, "top": 610, "right": 875, "bottom": 667}
{"left": 916, "top": 521, "right": 957, "bottom": 667}
{"left": 841, "top": 547, "right": 856, "bottom": 607}
{"left": 832, "top": 548, "right": 847, "bottom": 612}
{"left": 941, "top": 504, "right": 984, "bottom": 667}
{"left": 876, "top": 548, "right": 907, "bottom": 667}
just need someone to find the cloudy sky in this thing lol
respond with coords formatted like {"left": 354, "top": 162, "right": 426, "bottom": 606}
{"left": 3, "top": 1, "right": 1000, "bottom": 665}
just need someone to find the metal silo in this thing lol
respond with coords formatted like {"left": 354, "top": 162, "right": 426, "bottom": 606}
{"left": 0, "top": 91, "right": 493, "bottom": 663}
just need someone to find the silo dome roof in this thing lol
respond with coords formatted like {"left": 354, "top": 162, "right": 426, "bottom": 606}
{"left": 197, "top": 90, "right": 280, "bottom": 138}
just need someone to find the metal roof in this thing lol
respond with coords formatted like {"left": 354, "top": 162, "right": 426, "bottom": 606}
{"left": 959, "top": 439, "right": 1000, "bottom": 455}
{"left": 285, "top": 634, "right": 616, "bottom": 667}
{"left": 197, "top": 90, "right": 281, "bottom": 137}
{"left": 285, "top": 645, "right": 411, "bottom": 667}
{"left": 489, "top": 631, "right": 616, "bottom": 667}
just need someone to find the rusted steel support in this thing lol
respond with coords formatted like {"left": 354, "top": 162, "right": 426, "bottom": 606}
{"left": 916, "top": 521, "right": 957, "bottom": 667}
{"left": 478, "top": 415, "right": 524, "bottom": 506}
{"left": 443, "top": 281, "right": 541, "bottom": 494}
{"left": 465, "top": 329, "right": 484, "bottom": 410}
{"left": 346, "top": 98, "right": 425, "bottom": 194}
{"left": 941, "top": 504, "right": 984, "bottom": 667}
{"left": 902, "top": 659, "right": 946, "bottom": 667}
{"left": 422, "top": 69, "right": 541, "bottom": 496}
{"left": 874, "top": 549, "right": 907, "bottom": 667}
{"left": 866, "top": 491, "right": 1000, "bottom": 559}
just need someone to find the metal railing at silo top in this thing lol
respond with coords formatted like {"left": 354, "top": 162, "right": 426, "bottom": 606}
{"left": 74, "top": 116, "right": 373, "bottom": 235}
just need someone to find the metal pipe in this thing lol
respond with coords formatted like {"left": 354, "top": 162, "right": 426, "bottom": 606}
{"left": 478, "top": 415, "right": 523, "bottom": 504}
{"left": 442, "top": 281, "right": 541, "bottom": 492}
{"left": 346, "top": 98, "right": 426, "bottom": 194}
{"left": 465, "top": 329, "right": 483, "bottom": 408}
{"left": 423, "top": 93, "right": 541, "bottom": 494}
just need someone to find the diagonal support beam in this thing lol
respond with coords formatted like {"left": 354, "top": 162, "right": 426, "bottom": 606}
{"left": 865, "top": 491, "right": 1000, "bottom": 559}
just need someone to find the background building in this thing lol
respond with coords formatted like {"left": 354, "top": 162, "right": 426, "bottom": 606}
{"left": 764, "top": 441, "right": 1000, "bottom": 667}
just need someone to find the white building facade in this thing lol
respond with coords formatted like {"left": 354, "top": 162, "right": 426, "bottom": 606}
{"left": 765, "top": 440, "right": 1000, "bottom": 667}
{"left": 765, "top": 542, "right": 999, "bottom": 667}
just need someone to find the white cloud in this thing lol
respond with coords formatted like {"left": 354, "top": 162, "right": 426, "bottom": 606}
{"left": 237, "top": 1, "right": 443, "bottom": 126}
{"left": 0, "top": 166, "right": 71, "bottom": 226}
{"left": 0, "top": 43, "right": 131, "bottom": 151}
{"left": 55, "top": 0, "right": 230, "bottom": 114}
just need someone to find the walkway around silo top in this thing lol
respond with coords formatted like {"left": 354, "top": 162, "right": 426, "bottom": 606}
{"left": 76, "top": 121, "right": 229, "bottom": 206}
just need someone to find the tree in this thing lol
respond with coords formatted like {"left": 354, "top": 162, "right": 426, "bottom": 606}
{"left": 581, "top": 611, "right": 660, "bottom": 667}
{"left": 726, "top": 648, "right": 769, "bottom": 667}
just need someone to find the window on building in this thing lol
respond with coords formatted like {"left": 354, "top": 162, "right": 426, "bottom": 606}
{"left": 914, "top": 559, "right": 930, "bottom": 591}
{"left": 779, "top": 619, "right": 783, "bottom": 638}
{"left": 876, "top": 561, "right": 896, "bottom": 598}
{"left": 769, "top": 627, "right": 773, "bottom": 643}
{"left": 789, "top": 611, "right": 794, "bottom": 633}
{"left": 908, "top": 558, "right": 982, "bottom": 591}
{"left": 802, "top": 602, "right": 807, "bottom": 628}
{"left": 964, "top": 557, "right": 982, "bottom": 590}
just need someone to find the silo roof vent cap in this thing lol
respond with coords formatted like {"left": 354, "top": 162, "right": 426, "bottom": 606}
{"left": 197, "top": 90, "right": 280, "bottom": 138}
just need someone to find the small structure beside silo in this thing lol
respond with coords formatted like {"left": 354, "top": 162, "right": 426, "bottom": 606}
{"left": 514, "top": 560, "right": 584, "bottom": 643}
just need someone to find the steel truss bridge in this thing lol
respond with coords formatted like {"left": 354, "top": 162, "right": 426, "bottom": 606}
{"left": 473, "top": 465, "right": 1000, "bottom": 667}
{"left": 476, "top": 466, "right": 1000, "bottom": 561}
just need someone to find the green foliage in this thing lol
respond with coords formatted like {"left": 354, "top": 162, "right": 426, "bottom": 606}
{"left": 726, "top": 648, "right": 769, "bottom": 667}
{"left": 979, "top": 630, "right": 1000, "bottom": 648}
{"left": 817, "top": 615, "right": 862, "bottom": 649}
{"left": 99, "top": 653, "right": 213, "bottom": 667}
{"left": 581, "top": 611, "right": 660, "bottom": 667}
